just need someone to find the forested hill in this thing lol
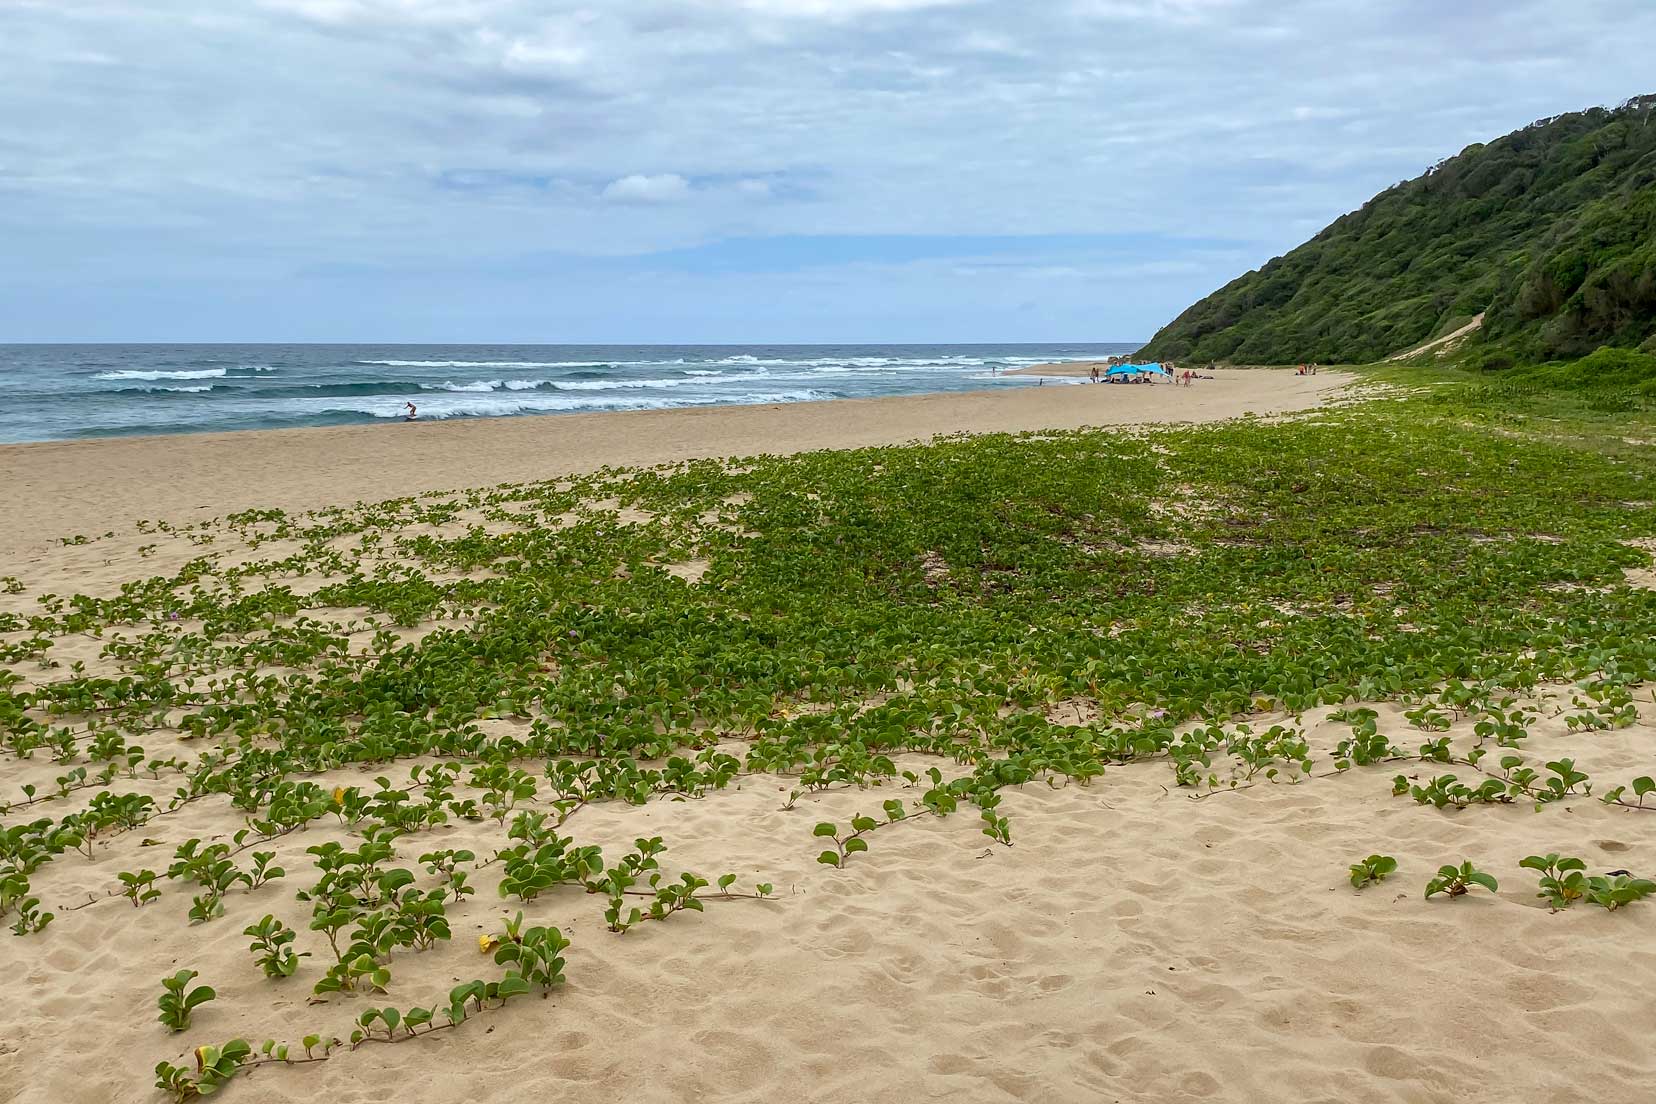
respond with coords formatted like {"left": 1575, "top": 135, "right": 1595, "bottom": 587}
{"left": 1138, "top": 95, "right": 1656, "bottom": 366}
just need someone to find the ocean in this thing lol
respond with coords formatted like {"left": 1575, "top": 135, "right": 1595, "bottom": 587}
{"left": 0, "top": 343, "right": 1137, "bottom": 444}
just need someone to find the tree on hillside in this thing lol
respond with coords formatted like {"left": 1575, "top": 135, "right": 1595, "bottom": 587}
{"left": 1138, "top": 94, "right": 1656, "bottom": 366}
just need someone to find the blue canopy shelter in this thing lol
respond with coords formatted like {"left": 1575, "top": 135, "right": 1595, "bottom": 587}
{"left": 1105, "top": 363, "right": 1170, "bottom": 378}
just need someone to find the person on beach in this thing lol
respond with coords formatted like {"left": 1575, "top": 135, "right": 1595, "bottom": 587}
{"left": 404, "top": 401, "right": 418, "bottom": 421}
{"left": 1090, "top": 364, "right": 1100, "bottom": 384}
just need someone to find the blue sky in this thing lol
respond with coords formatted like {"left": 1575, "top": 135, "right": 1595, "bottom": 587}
{"left": 2, "top": 0, "right": 1653, "bottom": 343}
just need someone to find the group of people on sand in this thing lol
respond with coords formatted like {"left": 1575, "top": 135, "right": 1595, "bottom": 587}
{"left": 1296, "top": 363, "right": 1320, "bottom": 376}
{"left": 1084, "top": 363, "right": 1208, "bottom": 387}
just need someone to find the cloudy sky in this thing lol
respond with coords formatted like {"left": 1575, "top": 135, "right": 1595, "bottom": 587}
{"left": 2, "top": 0, "right": 1652, "bottom": 343}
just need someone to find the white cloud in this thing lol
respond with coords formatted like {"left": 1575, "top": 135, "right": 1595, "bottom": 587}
{"left": 484, "top": 29, "right": 591, "bottom": 73}
{"left": 1069, "top": 0, "right": 1241, "bottom": 24}
{"left": 602, "top": 173, "right": 692, "bottom": 204}
{"left": 3, "top": 0, "right": 1655, "bottom": 339}
{"left": 1291, "top": 105, "right": 1354, "bottom": 122}
{"left": 715, "top": 0, "right": 968, "bottom": 16}
{"left": 254, "top": 0, "right": 489, "bottom": 25}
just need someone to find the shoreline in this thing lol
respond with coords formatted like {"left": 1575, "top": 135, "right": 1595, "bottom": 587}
{"left": 0, "top": 369, "right": 1349, "bottom": 558}
{"left": 1005, "top": 360, "right": 1119, "bottom": 377}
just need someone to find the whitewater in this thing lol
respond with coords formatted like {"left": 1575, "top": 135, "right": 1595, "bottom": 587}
{"left": 0, "top": 343, "right": 1135, "bottom": 443}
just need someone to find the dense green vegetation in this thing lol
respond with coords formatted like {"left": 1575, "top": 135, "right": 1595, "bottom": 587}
{"left": 1139, "top": 94, "right": 1656, "bottom": 365}
{"left": 1380, "top": 345, "right": 1656, "bottom": 416}
{"left": 3, "top": 378, "right": 1655, "bottom": 1097}
{"left": 1499, "top": 347, "right": 1656, "bottom": 401}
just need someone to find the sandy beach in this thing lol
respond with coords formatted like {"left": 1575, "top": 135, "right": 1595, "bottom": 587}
{"left": 4, "top": 368, "right": 1655, "bottom": 1104}
{"left": 0, "top": 369, "right": 1346, "bottom": 559}
{"left": 10, "top": 3, "right": 1655, "bottom": 1101}
{"left": 6, "top": 698, "right": 1653, "bottom": 1104}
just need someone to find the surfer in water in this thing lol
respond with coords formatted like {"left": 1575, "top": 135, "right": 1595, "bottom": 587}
{"left": 403, "top": 401, "right": 418, "bottom": 422}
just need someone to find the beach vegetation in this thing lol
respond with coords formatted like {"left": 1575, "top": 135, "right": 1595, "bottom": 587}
{"left": 1582, "top": 873, "right": 1656, "bottom": 911}
{"left": 1348, "top": 854, "right": 1397, "bottom": 889}
{"left": 0, "top": 358, "right": 1653, "bottom": 1095}
{"left": 245, "top": 914, "right": 307, "bottom": 978}
{"left": 1424, "top": 862, "right": 1499, "bottom": 901}
{"left": 157, "top": 970, "right": 216, "bottom": 1032}
{"left": 1519, "top": 853, "right": 1588, "bottom": 910}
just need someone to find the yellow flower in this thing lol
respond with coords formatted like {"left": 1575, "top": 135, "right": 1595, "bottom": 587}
{"left": 478, "top": 934, "right": 500, "bottom": 954}
{"left": 331, "top": 787, "right": 345, "bottom": 804}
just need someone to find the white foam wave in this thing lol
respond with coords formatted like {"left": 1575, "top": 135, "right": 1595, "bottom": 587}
{"left": 554, "top": 371, "right": 755, "bottom": 392}
{"left": 358, "top": 354, "right": 1062, "bottom": 374}
{"left": 94, "top": 368, "right": 228, "bottom": 381}
{"left": 412, "top": 372, "right": 761, "bottom": 394}
{"left": 430, "top": 379, "right": 504, "bottom": 393}
{"left": 358, "top": 358, "right": 699, "bottom": 369}
{"left": 358, "top": 359, "right": 603, "bottom": 369}
{"left": 318, "top": 388, "right": 836, "bottom": 421}
{"left": 706, "top": 355, "right": 993, "bottom": 371}
{"left": 996, "top": 356, "right": 1104, "bottom": 366}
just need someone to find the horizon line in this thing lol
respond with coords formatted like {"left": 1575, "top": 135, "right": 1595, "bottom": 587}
{"left": 0, "top": 339, "right": 1149, "bottom": 348}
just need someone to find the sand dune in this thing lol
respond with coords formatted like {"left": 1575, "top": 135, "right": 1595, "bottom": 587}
{"left": 6, "top": 371, "right": 1656, "bottom": 1104}
{"left": 3, "top": 698, "right": 1651, "bottom": 1104}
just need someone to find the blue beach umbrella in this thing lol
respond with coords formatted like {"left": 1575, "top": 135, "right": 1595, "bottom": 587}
{"left": 1105, "top": 363, "right": 1168, "bottom": 377}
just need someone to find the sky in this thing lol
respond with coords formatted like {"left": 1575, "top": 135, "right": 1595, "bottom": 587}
{"left": 1, "top": 0, "right": 1653, "bottom": 344}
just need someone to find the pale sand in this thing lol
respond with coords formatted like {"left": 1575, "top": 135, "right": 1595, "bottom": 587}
{"left": 0, "top": 369, "right": 1347, "bottom": 560}
{"left": 5, "top": 699, "right": 1654, "bottom": 1104}
{"left": 5, "top": 371, "right": 1656, "bottom": 1104}
{"left": 1387, "top": 313, "right": 1486, "bottom": 362}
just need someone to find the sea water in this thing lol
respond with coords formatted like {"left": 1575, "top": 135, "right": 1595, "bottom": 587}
{"left": 0, "top": 344, "right": 1137, "bottom": 443}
